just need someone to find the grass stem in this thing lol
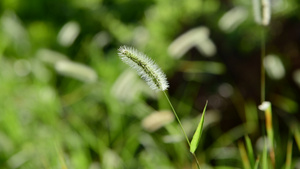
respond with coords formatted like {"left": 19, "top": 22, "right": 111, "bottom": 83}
{"left": 163, "top": 91, "right": 201, "bottom": 169}
{"left": 260, "top": 27, "right": 265, "bottom": 103}
{"left": 163, "top": 91, "right": 190, "bottom": 145}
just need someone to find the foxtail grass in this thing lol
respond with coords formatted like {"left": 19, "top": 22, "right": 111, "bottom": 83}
{"left": 252, "top": 0, "right": 275, "bottom": 167}
{"left": 259, "top": 101, "right": 275, "bottom": 168}
{"left": 118, "top": 46, "right": 168, "bottom": 91}
{"left": 252, "top": 0, "right": 271, "bottom": 26}
{"left": 118, "top": 46, "right": 207, "bottom": 169}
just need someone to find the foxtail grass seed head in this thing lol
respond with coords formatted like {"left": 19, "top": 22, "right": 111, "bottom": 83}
{"left": 252, "top": 0, "right": 261, "bottom": 24}
{"left": 261, "top": 0, "right": 271, "bottom": 26}
{"left": 252, "top": 0, "right": 271, "bottom": 26}
{"left": 55, "top": 60, "right": 97, "bottom": 83}
{"left": 258, "top": 101, "right": 271, "bottom": 111}
{"left": 118, "top": 46, "right": 169, "bottom": 91}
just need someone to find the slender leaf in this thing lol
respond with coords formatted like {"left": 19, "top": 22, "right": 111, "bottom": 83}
{"left": 293, "top": 126, "right": 300, "bottom": 151}
{"left": 238, "top": 141, "right": 251, "bottom": 169}
{"left": 254, "top": 157, "right": 260, "bottom": 169}
{"left": 190, "top": 101, "right": 208, "bottom": 153}
{"left": 261, "top": 139, "right": 268, "bottom": 169}
{"left": 245, "top": 135, "right": 255, "bottom": 168}
{"left": 55, "top": 143, "right": 68, "bottom": 169}
{"left": 285, "top": 138, "right": 293, "bottom": 169}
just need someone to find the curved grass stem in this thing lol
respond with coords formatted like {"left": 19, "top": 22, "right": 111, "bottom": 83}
{"left": 163, "top": 91, "right": 201, "bottom": 169}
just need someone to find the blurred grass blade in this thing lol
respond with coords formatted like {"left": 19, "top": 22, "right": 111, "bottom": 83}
{"left": 179, "top": 61, "right": 225, "bottom": 75}
{"left": 252, "top": 0, "right": 261, "bottom": 24}
{"left": 254, "top": 157, "right": 260, "bottom": 169}
{"left": 190, "top": 101, "right": 208, "bottom": 153}
{"left": 55, "top": 143, "right": 68, "bottom": 169}
{"left": 285, "top": 138, "right": 293, "bottom": 169}
{"left": 238, "top": 141, "right": 251, "bottom": 169}
{"left": 218, "top": 6, "right": 248, "bottom": 33}
{"left": 293, "top": 125, "right": 300, "bottom": 150}
{"left": 261, "top": 140, "right": 268, "bottom": 169}
{"left": 57, "top": 21, "right": 80, "bottom": 47}
{"left": 259, "top": 101, "right": 275, "bottom": 167}
{"left": 55, "top": 60, "right": 98, "bottom": 83}
{"left": 258, "top": 102, "right": 274, "bottom": 147}
{"left": 264, "top": 54, "right": 285, "bottom": 80}
{"left": 141, "top": 110, "right": 174, "bottom": 132}
{"left": 245, "top": 135, "right": 255, "bottom": 168}
{"left": 168, "top": 27, "right": 216, "bottom": 58}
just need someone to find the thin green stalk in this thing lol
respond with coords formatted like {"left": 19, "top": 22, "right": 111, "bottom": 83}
{"left": 260, "top": 27, "right": 265, "bottom": 103}
{"left": 163, "top": 91, "right": 201, "bottom": 169}
{"left": 261, "top": 139, "right": 268, "bottom": 169}
{"left": 192, "top": 153, "right": 201, "bottom": 169}
{"left": 163, "top": 91, "right": 190, "bottom": 145}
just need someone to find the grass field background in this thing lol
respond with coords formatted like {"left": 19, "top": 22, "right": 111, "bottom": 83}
{"left": 0, "top": 0, "right": 300, "bottom": 168}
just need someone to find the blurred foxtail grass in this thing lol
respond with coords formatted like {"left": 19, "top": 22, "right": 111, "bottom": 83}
{"left": 253, "top": 0, "right": 276, "bottom": 167}
{"left": 259, "top": 102, "right": 275, "bottom": 167}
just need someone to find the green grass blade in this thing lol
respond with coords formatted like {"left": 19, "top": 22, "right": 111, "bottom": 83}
{"left": 259, "top": 101, "right": 275, "bottom": 167}
{"left": 190, "top": 101, "right": 208, "bottom": 153}
{"left": 285, "top": 138, "right": 293, "bottom": 169}
{"left": 293, "top": 125, "right": 300, "bottom": 150}
{"left": 261, "top": 139, "right": 268, "bottom": 169}
{"left": 55, "top": 143, "right": 68, "bottom": 169}
{"left": 254, "top": 157, "right": 260, "bottom": 169}
{"left": 238, "top": 141, "right": 251, "bottom": 169}
{"left": 245, "top": 135, "right": 255, "bottom": 168}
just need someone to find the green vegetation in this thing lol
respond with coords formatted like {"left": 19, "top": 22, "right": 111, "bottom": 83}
{"left": 0, "top": 0, "right": 300, "bottom": 168}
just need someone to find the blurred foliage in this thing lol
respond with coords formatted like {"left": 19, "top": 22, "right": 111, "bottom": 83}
{"left": 0, "top": 0, "right": 300, "bottom": 168}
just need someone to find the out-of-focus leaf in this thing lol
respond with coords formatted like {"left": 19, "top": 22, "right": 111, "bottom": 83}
{"left": 264, "top": 54, "right": 285, "bottom": 80}
{"left": 57, "top": 21, "right": 80, "bottom": 47}
{"left": 179, "top": 61, "right": 226, "bottom": 75}
{"left": 245, "top": 135, "right": 255, "bottom": 168}
{"left": 238, "top": 141, "right": 251, "bottom": 169}
{"left": 285, "top": 138, "right": 293, "bottom": 169}
{"left": 55, "top": 60, "right": 97, "bottom": 83}
{"left": 254, "top": 157, "right": 260, "bottom": 169}
{"left": 168, "top": 27, "right": 216, "bottom": 58}
{"left": 141, "top": 110, "right": 174, "bottom": 132}
{"left": 261, "top": 139, "right": 268, "bottom": 169}
{"left": 219, "top": 7, "right": 248, "bottom": 33}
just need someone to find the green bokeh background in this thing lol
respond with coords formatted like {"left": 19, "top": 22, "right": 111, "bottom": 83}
{"left": 0, "top": 0, "right": 300, "bottom": 168}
